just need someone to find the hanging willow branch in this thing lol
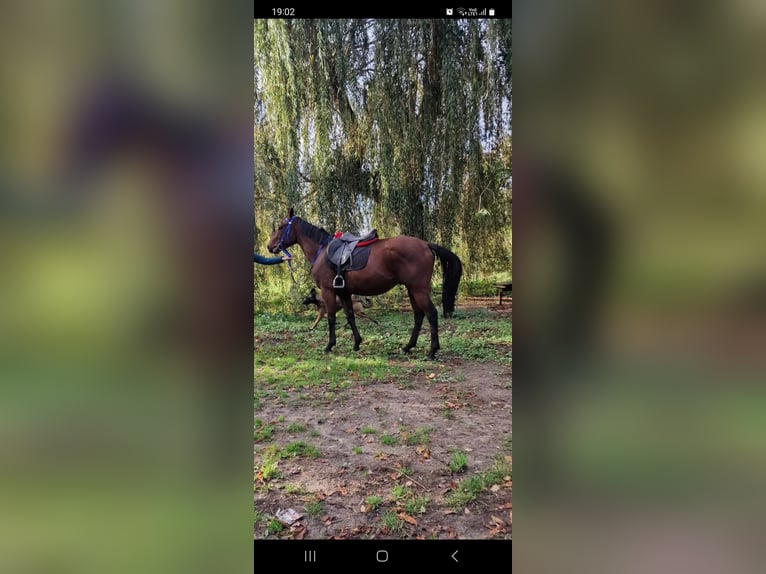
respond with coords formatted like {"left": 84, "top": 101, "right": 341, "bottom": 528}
{"left": 255, "top": 18, "right": 512, "bottom": 275}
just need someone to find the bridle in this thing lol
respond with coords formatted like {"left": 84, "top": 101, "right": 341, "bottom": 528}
{"left": 275, "top": 214, "right": 328, "bottom": 285}
{"left": 276, "top": 215, "right": 301, "bottom": 284}
{"left": 276, "top": 215, "right": 295, "bottom": 259}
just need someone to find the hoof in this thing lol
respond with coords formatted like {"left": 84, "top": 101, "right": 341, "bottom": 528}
{"left": 402, "top": 346, "right": 413, "bottom": 354}
{"left": 324, "top": 347, "right": 333, "bottom": 354}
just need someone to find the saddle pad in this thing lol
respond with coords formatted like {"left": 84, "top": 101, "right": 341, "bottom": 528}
{"left": 326, "top": 239, "right": 375, "bottom": 271}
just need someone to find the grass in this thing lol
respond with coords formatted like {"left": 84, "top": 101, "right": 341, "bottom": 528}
{"left": 380, "top": 511, "right": 404, "bottom": 532}
{"left": 258, "top": 457, "right": 281, "bottom": 482}
{"left": 360, "top": 426, "right": 377, "bottom": 435}
{"left": 380, "top": 433, "right": 397, "bottom": 446}
{"left": 353, "top": 446, "right": 363, "bottom": 455}
{"left": 280, "top": 441, "right": 322, "bottom": 459}
{"left": 502, "top": 434, "right": 512, "bottom": 451}
{"left": 449, "top": 450, "right": 468, "bottom": 473}
{"left": 253, "top": 420, "right": 276, "bottom": 443}
{"left": 390, "top": 484, "right": 412, "bottom": 500}
{"left": 287, "top": 422, "right": 306, "bottom": 433}
{"left": 253, "top": 307, "right": 511, "bottom": 401}
{"left": 266, "top": 518, "right": 284, "bottom": 535}
{"left": 284, "top": 484, "right": 308, "bottom": 495}
{"left": 445, "top": 456, "right": 512, "bottom": 509}
{"left": 402, "top": 426, "right": 433, "bottom": 446}
{"left": 404, "top": 495, "right": 430, "bottom": 515}
{"left": 305, "top": 500, "right": 323, "bottom": 517}
{"left": 365, "top": 495, "right": 384, "bottom": 511}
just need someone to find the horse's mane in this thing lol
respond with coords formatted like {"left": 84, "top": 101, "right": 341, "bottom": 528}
{"left": 295, "top": 218, "right": 331, "bottom": 244}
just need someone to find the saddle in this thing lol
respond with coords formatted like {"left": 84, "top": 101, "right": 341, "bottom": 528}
{"left": 326, "top": 229, "right": 378, "bottom": 289}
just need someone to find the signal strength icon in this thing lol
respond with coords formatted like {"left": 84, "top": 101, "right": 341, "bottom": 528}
{"left": 479, "top": 8, "right": 487, "bottom": 15}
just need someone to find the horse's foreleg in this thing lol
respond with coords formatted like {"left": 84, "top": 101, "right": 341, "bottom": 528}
{"left": 322, "top": 293, "right": 338, "bottom": 353}
{"left": 340, "top": 295, "right": 363, "bottom": 351}
{"left": 325, "top": 314, "right": 337, "bottom": 353}
{"left": 403, "top": 290, "right": 424, "bottom": 354}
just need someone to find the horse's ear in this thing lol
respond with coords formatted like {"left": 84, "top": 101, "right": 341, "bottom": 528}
{"left": 288, "top": 207, "right": 294, "bottom": 218}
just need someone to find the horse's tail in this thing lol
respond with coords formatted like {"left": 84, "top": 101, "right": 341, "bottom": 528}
{"left": 429, "top": 243, "right": 463, "bottom": 318}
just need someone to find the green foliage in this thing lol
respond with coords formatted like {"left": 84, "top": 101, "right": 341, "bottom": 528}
{"left": 390, "top": 484, "right": 412, "bottom": 500}
{"left": 404, "top": 496, "right": 430, "bottom": 515}
{"left": 402, "top": 426, "right": 433, "bottom": 446}
{"left": 365, "top": 495, "right": 384, "bottom": 511}
{"left": 380, "top": 511, "right": 404, "bottom": 532}
{"left": 286, "top": 422, "right": 306, "bottom": 433}
{"left": 449, "top": 450, "right": 468, "bottom": 473}
{"left": 305, "top": 500, "right": 323, "bottom": 517}
{"left": 254, "top": 19, "right": 512, "bottom": 303}
{"left": 380, "top": 434, "right": 397, "bottom": 446}
{"left": 266, "top": 518, "right": 284, "bottom": 535}
{"left": 445, "top": 456, "right": 511, "bottom": 509}
{"left": 254, "top": 420, "right": 276, "bottom": 443}
{"left": 281, "top": 441, "right": 322, "bottom": 459}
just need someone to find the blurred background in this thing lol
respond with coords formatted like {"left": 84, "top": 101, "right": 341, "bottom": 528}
{"left": 0, "top": 1, "right": 253, "bottom": 572}
{"left": 514, "top": 0, "right": 766, "bottom": 572}
{"left": 4, "top": 0, "right": 766, "bottom": 569}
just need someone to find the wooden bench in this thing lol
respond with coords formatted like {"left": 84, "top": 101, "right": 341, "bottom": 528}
{"left": 495, "top": 281, "right": 512, "bottom": 305}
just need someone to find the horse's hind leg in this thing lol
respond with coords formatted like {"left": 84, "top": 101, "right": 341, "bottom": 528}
{"left": 339, "top": 294, "right": 363, "bottom": 351}
{"left": 403, "top": 289, "right": 425, "bottom": 354}
{"left": 413, "top": 290, "right": 439, "bottom": 359}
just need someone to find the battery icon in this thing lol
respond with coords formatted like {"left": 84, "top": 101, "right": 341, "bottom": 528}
{"left": 489, "top": 8, "right": 495, "bottom": 16}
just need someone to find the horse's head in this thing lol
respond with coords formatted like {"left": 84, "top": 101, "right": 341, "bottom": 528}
{"left": 267, "top": 207, "right": 297, "bottom": 254}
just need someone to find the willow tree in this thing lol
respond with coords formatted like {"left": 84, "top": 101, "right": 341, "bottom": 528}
{"left": 254, "top": 18, "right": 511, "bottom": 275}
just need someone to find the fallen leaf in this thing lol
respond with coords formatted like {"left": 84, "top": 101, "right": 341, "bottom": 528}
{"left": 427, "top": 373, "right": 436, "bottom": 379}
{"left": 490, "top": 484, "right": 501, "bottom": 492}
{"left": 442, "top": 509, "right": 457, "bottom": 515}
{"left": 490, "top": 515, "right": 504, "bottom": 526}
{"left": 464, "top": 507, "right": 471, "bottom": 514}
{"left": 397, "top": 513, "right": 417, "bottom": 526}
{"left": 345, "top": 427, "right": 356, "bottom": 433}
{"left": 504, "top": 476, "right": 511, "bottom": 482}
{"left": 509, "top": 510, "right": 513, "bottom": 522}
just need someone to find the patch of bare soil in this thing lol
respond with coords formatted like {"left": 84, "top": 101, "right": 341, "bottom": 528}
{"left": 254, "top": 361, "right": 512, "bottom": 539}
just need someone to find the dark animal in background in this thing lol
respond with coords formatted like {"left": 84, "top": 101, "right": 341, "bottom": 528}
{"left": 302, "top": 288, "right": 378, "bottom": 330}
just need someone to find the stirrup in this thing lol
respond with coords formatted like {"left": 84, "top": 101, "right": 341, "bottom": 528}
{"left": 332, "top": 274, "right": 345, "bottom": 289}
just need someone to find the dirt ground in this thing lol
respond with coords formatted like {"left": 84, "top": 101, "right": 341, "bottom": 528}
{"left": 254, "top": 297, "right": 512, "bottom": 539}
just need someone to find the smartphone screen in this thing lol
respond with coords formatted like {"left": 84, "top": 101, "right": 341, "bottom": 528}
{"left": 254, "top": 6, "right": 511, "bottom": 568}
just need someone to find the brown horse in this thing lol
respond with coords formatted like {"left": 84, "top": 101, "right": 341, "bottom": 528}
{"left": 267, "top": 208, "right": 462, "bottom": 359}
